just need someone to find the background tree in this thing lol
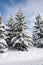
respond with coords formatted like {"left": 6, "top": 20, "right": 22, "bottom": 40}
{"left": 6, "top": 16, "right": 15, "bottom": 47}
{"left": 33, "top": 14, "right": 43, "bottom": 47}
{"left": 0, "top": 16, "right": 8, "bottom": 52}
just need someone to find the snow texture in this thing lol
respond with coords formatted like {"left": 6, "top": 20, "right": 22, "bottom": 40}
{"left": 0, "top": 47, "right": 43, "bottom": 65}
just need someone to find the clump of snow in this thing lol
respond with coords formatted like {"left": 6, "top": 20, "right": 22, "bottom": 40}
{"left": 0, "top": 38, "right": 7, "bottom": 46}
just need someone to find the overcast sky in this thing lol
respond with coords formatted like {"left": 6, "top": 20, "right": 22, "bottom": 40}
{"left": 0, "top": 0, "right": 43, "bottom": 35}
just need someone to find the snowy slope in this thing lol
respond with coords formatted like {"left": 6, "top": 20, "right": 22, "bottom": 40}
{"left": 0, "top": 47, "right": 43, "bottom": 65}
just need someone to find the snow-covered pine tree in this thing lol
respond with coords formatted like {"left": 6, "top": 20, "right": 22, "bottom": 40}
{"left": 33, "top": 14, "right": 43, "bottom": 47}
{"left": 11, "top": 9, "right": 32, "bottom": 51}
{"left": 0, "top": 16, "right": 8, "bottom": 53}
{"left": 6, "top": 16, "right": 15, "bottom": 47}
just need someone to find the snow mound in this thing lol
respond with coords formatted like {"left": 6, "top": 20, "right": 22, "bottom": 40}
{"left": 0, "top": 47, "right": 43, "bottom": 65}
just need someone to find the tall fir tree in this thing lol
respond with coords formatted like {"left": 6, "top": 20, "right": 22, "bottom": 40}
{"left": 0, "top": 16, "right": 8, "bottom": 52}
{"left": 10, "top": 9, "right": 32, "bottom": 51}
{"left": 33, "top": 14, "right": 43, "bottom": 47}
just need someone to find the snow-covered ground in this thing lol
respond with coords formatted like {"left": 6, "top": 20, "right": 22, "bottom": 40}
{"left": 0, "top": 47, "right": 43, "bottom": 65}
